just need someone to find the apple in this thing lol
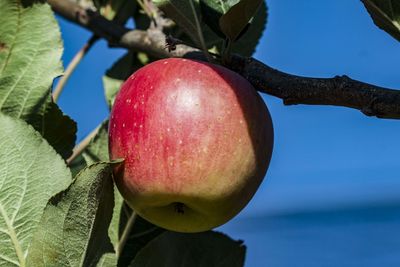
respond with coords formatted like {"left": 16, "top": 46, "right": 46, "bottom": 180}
{"left": 109, "top": 58, "right": 273, "bottom": 233}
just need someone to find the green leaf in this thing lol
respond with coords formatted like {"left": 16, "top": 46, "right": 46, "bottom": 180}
{"left": 130, "top": 231, "right": 246, "bottom": 267}
{"left": 199, "top": 0, "right": 267, "bottom": 56}
{"left": 69, "top": 153, "right": 88, "bottom": 177}
{"left": 199, "top": 0, "right": 239, "bottom": 38}
{"left": 40, "top": 100, "right": 77, "bottom": 159}
{"left": 97, "top": 253, "right": 117, "bottom": 267}
{"left": 152, "top": 0, "right": 202, "bottom": 45}
{"left": 219, "top": 0, "right": 263, "bottom": 41}
{"left": 0, "top": 113, "right": 72, "bottom": 267}
{"left": 83, "top": 121, "right": 109, "bottom": 164}
{"left": 104, "top": 76, "right": 124, "bottom": 110}
{"left": 27, "top": 162, "right": 117, "bottom": 267}
{"left": 361, "top": 0, "right": 400, "bottom": 42}
{"left": 231, "top": 0, "right": 267, "bottom": 56}
{"left": 153, "top": 0, "right": 266, "bottom": 55}
{"left": 0, "top": 0, "right": 62, "bottom": 124}
{"left": 0, "top": 0, "right": 76, "bottom": 159}
{"left": 118, "top": 211, "right": 165, "bottom": 266}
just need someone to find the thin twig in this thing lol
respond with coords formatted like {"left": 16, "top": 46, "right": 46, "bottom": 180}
{"left": 129, "top": 226, "right": 159, "bottom": 239}
{"left": 53, "top": 36, "right": 97, "bottom": 102}
{"left": 188, "top": 0, "right": 212, "bottom": 63}
{"left": 66, "top": 124, "right": 101, "bottom": 165}
{"left": 116, "top": 211, "right": 137, "bottom": 258}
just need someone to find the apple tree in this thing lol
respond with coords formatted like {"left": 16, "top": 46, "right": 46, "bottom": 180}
{"left": 0, "top": 0, "right": 399, "bottom": 266}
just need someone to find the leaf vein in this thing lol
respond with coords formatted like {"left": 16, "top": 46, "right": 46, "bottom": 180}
{"left": 0, "top": 253, "right": 20, "bottom": 266}
{"left": 0, "top": 203, "right": 25, "bottom": 267}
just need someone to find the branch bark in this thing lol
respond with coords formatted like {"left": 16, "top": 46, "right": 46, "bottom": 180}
{"left": 49, "top": 0, "right": 400, "bottom": 119}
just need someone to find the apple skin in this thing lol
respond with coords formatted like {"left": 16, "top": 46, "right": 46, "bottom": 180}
{"left": 109, "top": 58, "right": 273, "bottom": 233}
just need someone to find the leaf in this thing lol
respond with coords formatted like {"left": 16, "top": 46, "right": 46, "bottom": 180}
{"left": 40, "top": 100, "right": 77, "bottom": 159}
{"left": 69, "top": 153, "right": 88, "bottom": 177}
{"left": 153, "top": 0, "right": 265, "bottom": 54}
{"left": 231, "top": 0, "right": 267, "bottom": 56}
{"left": 83, "top": 121, "right": 109, "bottom": 164}
{"left": 361, "top": 0, "right": 400, "bottom": 41}
{"left": 0, "top": 113, "right": 72, "bottom": 267}
{"left": 152, "top": 0, "right": 202, "bottom": 45}
{"left": 199, "top": 0, "right": 267, "bottom": 56}
{"left": 0, "top": 0, "right": 76, "bottom": 159}
{"left": 219, "top": 0, "right": 263, "bottom": 41}
{"left": 117, "top": 211, "right": 165, "bottom": 266}
{"left": 104, "top": 76, "right": 124, "bottom": 110}
{"left": 27, "top": 162, "right": 118, "bottom": 267}
{"left": 0, "top": 0, "right": 62, "bottom": 126}
{"left": 97, "top": 253, "right": 117, "bottom": 267}
{"left": 199, "top": 0, "right": 239, "bottom": 38}
{"left": 129, "top": 231, "right": 246, "bottom": 267}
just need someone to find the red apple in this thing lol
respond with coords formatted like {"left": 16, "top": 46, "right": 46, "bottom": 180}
{"left": 109, "top": 58, "right": 273, "bottom": 233}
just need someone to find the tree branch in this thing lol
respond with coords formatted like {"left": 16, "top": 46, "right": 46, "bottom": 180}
{"left": 230, "top": 56, "right": 400, "bottom": 119}
{"left": 48, "top": 0, "right": 400, "bottom": 119}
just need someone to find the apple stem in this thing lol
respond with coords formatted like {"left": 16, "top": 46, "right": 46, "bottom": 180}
{"left": 53, "top": 35, "right": 97, "bottom": 102}
{"left": 117, "top": 210, "right": 137, "bottom": 258}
